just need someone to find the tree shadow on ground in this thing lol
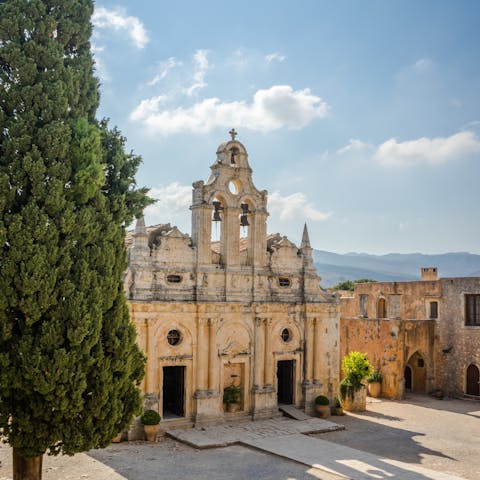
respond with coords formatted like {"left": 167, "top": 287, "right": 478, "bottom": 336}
{"left": 318, "top": 414, "right": 454, "bottom": 464}
{"left": 87, "top": 440, "right": 327, "bottom": 480}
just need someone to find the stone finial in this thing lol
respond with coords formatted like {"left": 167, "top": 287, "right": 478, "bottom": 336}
{"left": 301, "top": 223, "right": 311, "bottom": 249}
{"left": 135, "top": 215, "right": 146, "bottom": 235}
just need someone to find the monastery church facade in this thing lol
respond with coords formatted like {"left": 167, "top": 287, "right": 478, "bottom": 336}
{"left": 126, "top": 133, "right": 339, "bottom": 431}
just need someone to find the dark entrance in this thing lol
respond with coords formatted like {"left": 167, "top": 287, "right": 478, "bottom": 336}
{"left": 163, "top": 366, "right": 185, "bottom": 418}
{"left": 404, "top": 365, "right": 412, "bottom": 391}
{"left": 277, "top": 360, "right": 294, "bottom": 404}
{"left": 466, "top": 364, "right": 480, "bottom": 396}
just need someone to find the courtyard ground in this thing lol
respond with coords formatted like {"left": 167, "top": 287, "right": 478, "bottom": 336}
{"left": 0, "top": 394, "right": 478, "bottom": 479}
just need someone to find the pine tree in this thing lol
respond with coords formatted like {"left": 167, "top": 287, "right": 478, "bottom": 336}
{"left": 0, "top": 1, "right": 151, "bottom": 478}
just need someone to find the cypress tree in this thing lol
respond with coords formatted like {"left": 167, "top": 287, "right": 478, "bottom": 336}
{"left": 0, "top": 1, "right": 151, "bottom": 478}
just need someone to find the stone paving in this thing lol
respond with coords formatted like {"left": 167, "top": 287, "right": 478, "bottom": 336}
{"left": 167, "top": 411, "right": 467, "bottom": 479}
{"left": 167, "top": 416, "right": 343, "bottom": 448}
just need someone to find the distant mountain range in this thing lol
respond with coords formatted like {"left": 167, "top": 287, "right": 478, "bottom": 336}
{"left": 313, "top": 250, "right": 480, "bottom": 287}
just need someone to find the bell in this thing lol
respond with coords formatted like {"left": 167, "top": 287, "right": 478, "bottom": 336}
{"left": 240, "top": 214, "right": 249, "bottom": 226}
{"left": 240, "top": 203, "right": 250, "bottom": 214}
{"left": 212, "top": 200, "right": 223, "bottom": 221}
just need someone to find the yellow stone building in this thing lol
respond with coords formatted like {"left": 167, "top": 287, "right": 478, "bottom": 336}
{"left": 125, "top": 133, "right": 339, "bottom": 434}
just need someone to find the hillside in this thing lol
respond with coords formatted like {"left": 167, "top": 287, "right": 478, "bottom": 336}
{"left": 313, "top": 250, "right": 480, "bottom": 287}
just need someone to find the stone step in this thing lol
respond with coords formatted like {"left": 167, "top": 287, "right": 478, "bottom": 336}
{"left": 278, "top": 404, "right": 311, "bottom": 421}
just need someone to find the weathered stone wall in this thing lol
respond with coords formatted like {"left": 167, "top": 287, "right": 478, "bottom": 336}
{"left": 438, "top": 278, "right": 480, "bottom": 396}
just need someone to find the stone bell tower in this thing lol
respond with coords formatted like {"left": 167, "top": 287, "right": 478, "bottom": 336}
{"left": 191, "top": 129, "right": 269, "bottom": 271}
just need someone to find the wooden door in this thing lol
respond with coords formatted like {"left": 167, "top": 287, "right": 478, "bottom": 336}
{"left": 277, "top": 360, "right": 294, "bottom": 404}
{"left": 466, "top": 364, "right": 479, "bottom": 396}
{"left": 404, "top": 366, "right": 412, "bottom": 391}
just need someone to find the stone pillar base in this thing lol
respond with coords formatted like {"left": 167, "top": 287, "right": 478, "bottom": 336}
{"left": 252, "top": 386, "right": 277, "bottom": 420}
{"left": 194, "top": 389, "right": 223, "bottom": 426}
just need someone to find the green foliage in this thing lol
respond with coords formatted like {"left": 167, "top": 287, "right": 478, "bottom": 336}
{"left": 141, "top": 410, "right": 161, "bottom": 426}
{"left": 223, "top": 384, "right": 241, "bottom": 405}
{"left": 0, "top": 0, "right": 151, "bottom": 460}
{"left": 367, "top": 371, "right": 383, "bottom": 383}
{"left": 339, "top": 352, "right": 373, "bottom": 401}
{"left": 334, "top": 397, "right": 341, "bottom": 408}
{"left": 332, "top": 279, "right": 377, "bottom": 291}
{"left": 314, "top": 395, "right": 329, "bottom": 406}
{"left": 332, "top": 280, "right": 354, "bottom": 291}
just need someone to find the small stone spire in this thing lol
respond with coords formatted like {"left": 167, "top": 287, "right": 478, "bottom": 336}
{"left": 301, "top": 223, "right": 311, "bottom": 249}
{"left": 133, "top": 215, "right": 148, "bottom": 252}
{"left": 135, "top": 215, "right": 146, "bottom": 234}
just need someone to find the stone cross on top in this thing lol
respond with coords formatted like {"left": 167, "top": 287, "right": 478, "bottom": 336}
{"left": 229, "top": 128, "right": 238, "bottom": 141}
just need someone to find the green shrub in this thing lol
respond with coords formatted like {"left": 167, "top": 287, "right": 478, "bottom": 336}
{"left": 314, "top": 395, "right": 329, "bottom": 406}
{"left": 334, "top": 397, "right": 342, "bottom": 408}
{"left": 223, "top": 383, "right": 241, "bottom": 405}
{"left": 367, "top": 371, "right": 382, "bottom": 383}
{"left": 339, "top": 351, "right": 373, "bottom": 401}
{"left": 141, "top": 409, "right": 161, "bottom": 425}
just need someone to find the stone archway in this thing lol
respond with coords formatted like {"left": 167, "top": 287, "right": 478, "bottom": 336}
{"left": 406, "top": 351, "right": 427, "bottom": 393}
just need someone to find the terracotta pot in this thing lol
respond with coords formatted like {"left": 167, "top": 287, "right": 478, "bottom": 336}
{"left": 143, "top": 424, "right": 159, "bottom": 442}
{"left": 342, "top": 386, "right": 367, "bottom": 412}
{"left": 111, "top": 432, "right": 123, "bottom": 443}
{"left": 315, "top": 404, "right": 330, "bottom": 419}
{"left": 227, "top": 402, "right": 240, "bottom": 413}
{"left": 368, "top": 381, "right": 382, "bottom": 398}
{"left": 335, "top": 407, "right": 344, "bottom": 416}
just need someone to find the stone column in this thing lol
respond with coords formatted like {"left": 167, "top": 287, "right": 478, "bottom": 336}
{"left": 313, "top": 318, "right": 321, "bottom": 383}
{"left": 305, "top": 318, "right": 314, "bottom": 383}
{"left": 197, "top": 318, "right": 209, "bottom": 391}
{"left": 254, "top": 317, "right": 264, "bottom": 389}
{"left": 208, "top": 318, "right": 218, "bottom": 392}
{"left": 264, "top": 319, "right": 273, "bottom": 386}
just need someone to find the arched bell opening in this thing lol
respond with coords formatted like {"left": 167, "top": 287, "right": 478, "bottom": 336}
{"left": 239, "top": 198, "right": 254, "bottom": 265}
{"left": 211, "top": 195, "right": 225, "bottom": 251}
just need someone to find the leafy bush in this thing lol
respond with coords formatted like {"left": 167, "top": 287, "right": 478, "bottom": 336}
{"left": 141, "top": 409, "right": 161, "bottom": 425}
{"left": 223, "top": 383, "right": 241, "bottom": 405}
{"left": 314, "top": 395, "right": 329, "bottom": 406}
{"left": 339, "top": 351, "right": 373, "bottom": 401}
{"left": 367, "top": 371, "right": 383, "bottom": 383}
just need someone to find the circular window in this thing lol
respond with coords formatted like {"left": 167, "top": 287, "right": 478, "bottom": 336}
{"left": 167, "top": 329, "right": 182, "bottom": 346}
{"left": 281, "top": 328, "right": 292, "bottom": 343}
{"left": 228, "top": 180, "right": 241, "bottom": 195}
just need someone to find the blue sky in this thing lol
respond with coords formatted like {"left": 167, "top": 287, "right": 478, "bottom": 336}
{"left": 92, "top": 1, "right": 480, "bottom": 254}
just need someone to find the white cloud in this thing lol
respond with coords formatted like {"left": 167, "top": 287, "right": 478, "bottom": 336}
{"left": 413, "top": 58, "right": 433, "bottom": 72}
{"left": 144, "top": 182, "right": 192, "bottom": 224}
{"left": 268, "top": 191, "right": 331, "bottom": 222}
{"left": 92, "top": 7, "right": 149, "bottom": 49}
{"left": 130, "top": 85, "right": 329, "bottom": 135}
{"left": 184, "top": 50, "right": 210, "bottom": 96}
{"left": 265, "top": 52, "right": 286, "bottom": 63}
{"left": 148, "top": 57, "right": 179, "bottom": 86}
{"left": 336, "top": 139, "right": 373, "bottom": 155}
{"left": 373, "top": 131, "right": 480, "bottom": 167}
{"left": 91, "top": 43, "right": 109, "bottom": 82}
{"left": 130, "top": 96, "right": 168, "bottom": 122}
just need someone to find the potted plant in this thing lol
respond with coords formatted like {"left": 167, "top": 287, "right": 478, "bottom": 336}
{"left": 141, "top": 409, "right": 161, "bottom": 442}
{"left": 314, "top": 395, "right": 330, "bottom": 418}
{"left": 367, "top": 371, "right": 382, "bottom": 398}
{"left": 334, "top": 397, "right": 343, "bottom": 416}
{"left": 223, "top": 383, "right": 242, "bottom": 412}
{"left": 339, "top": 351, "right": 373, "bottom": 412}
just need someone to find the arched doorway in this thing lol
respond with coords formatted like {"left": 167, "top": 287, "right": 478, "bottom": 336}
{"left": 404, "top": 365, "right": 412, "bottom": 391}
{"left": 466, "top": 364, "right": 480, "bottom": 396}
{"left": 377, "top": 298, "right": 386, "bottom": 318}
{"left": 406, "top": 351, "right": 426, "bottom": 393}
